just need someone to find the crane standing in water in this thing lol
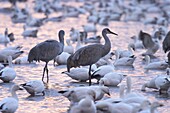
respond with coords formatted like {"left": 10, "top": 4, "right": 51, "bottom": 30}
{"left": 67, "top": 28, "right": 118, "bottom": 86}
{"left": 28, "top": 30, "right": 65, "bottom": 83}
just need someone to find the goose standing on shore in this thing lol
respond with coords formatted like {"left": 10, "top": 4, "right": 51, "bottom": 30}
{"left": 28, "top": 30, "right": 65, "bottom": 83}
{"left": 67, "top": 28, "right": 118, "bottom": 86}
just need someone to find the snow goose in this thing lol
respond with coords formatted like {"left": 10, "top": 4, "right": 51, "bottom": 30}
{"left": 69, "top": 96, "right": 96, "bottom": 113}
{"left": 115, "top": 44, "right": 135, "bottom": 58}
{"left": 95, "top": 100, "right": 136, "bottom": 113}
{"left": 53, "top": 52, "right": 71, "bottom": 65}
{"left": 58, "top": 87, "right": 96, "bottom": 105}
{"left": 20, "top": 80, "right": 45, "bottom": 96}
{"left": 63, "top": 39, "right": 74, "bottom": 54}
{"left": 113, "top": 50, "right": 136, "bottom": 66}
{"left": 0, "top": 48, "right": 24, "bottom": 62}
{"left": 138, "top": 101, "right": 163, "bottom": 113}
{"left": 0, "top": 28, "right": 10, "bottom": 46}
{"left": 91, "top": 64, "right": 115, "bottom": 82}
{"left": 59, "top": 86, "right": 110, "bottom": 104}
{"left": 123, "top": 76, "right": 148, "bottom": 105}
{"left": 99, "top": 72, "right": 127, "bottom": 86}
{"left": 22, "top": 25, "right": 38, "bottom": 38}
{"left": 144, "top": 55, "right": 168, "bottom": 72}
{"left": 0, "top": 56, "right": 16, "bottom": 83}
{"left": 82, "top": 23, "right": 97, "bottom": 35}
{"left": 129, "top": 35, "right": 144, "bottom": 50}
{"left": 62, "top": 67, "right": 89, "bottom": 82}
{"left": 141, "top": 69, "right": 170, "bottom": 94}
{"left": 0, "top": 84, "right": 23, "bottom": 113}
{"left": 0, "top": 63, "right": 4, "bottom": 70}
{"left": 95, "top": 52, "right": 114, "bottom": 67}
{"left": 25, "top": 13, "right": 45, "bottom": 27}
{"left": 14, "top": 55, "right": 29, "bottom": 64}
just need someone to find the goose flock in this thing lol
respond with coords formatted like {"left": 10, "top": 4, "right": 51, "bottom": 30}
{"left": 0, "top": 0, "right": 170, "bottom": 113}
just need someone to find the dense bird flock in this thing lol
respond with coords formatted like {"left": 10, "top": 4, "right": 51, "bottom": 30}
{"left": 0, "top": 0, "right": 170, "bottom": 113}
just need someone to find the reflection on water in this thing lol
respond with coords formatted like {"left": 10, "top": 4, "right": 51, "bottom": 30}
{"left": 0, "top": 0, "right": 169, "bottom": 113}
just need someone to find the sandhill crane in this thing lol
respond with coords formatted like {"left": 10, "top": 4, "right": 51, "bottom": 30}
{"left": 67, "top": 28, "right": 118, "bottom": 86}
{"left": 28, "top": 30, "right": 65, "bottom": 83}
{"left": 163, "top": 31, "right": 170, "bottom": 53}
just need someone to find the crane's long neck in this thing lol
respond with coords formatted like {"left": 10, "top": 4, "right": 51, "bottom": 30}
{"left": 102, "top": 32, "right": 111, "bottom": 56}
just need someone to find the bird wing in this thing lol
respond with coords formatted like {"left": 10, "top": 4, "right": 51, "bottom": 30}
{"left": 139, "top": 31, "right": 154, "bottom": 49}
{"left": 72, "top": 44, "right": 103, "bottom": 65}
{"left": 163, "top": 31, "right": 170, "bottom": 53}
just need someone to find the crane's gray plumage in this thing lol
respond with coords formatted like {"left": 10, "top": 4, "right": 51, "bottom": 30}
{"left": 139, "top": 30, "right": 154, "bottom": 49}
{"left": 67, "top": 28, "right": 118, "bottom": 86}
{"left": 28, "top": 30, "right": 65, "bottom": 83}
{"left": 163, "top": 31, "right": 170, "bottom": 53}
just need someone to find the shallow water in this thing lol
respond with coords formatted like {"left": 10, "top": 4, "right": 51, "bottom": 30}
{"left": 0, "top": 0, "right": 169, "bottom": 113}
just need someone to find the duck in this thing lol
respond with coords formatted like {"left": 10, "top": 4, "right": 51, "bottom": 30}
{"left": 69, "top": 96, "right": 96, "bottom": 113}
{"left": 0, "top": 56, "right": 16, "bottom": 83}
{"left": 20, "top": 80, "right": 45, "bottom": 96}
{"left": 63, "top": 39, "right": 74, "bottom": 54}
{"left": 113, "top": 51, "right": 136, "bottom": 66}
{"left": 62, "top": 67, "right": 89, "bottom": 82}
{"left": 53, "top": 52, "right": 71, "bottom": 65}
{"left": 144, "top": 55, "right": 168, "bottom": 72}
{"left": 0, "top": 84, "right": 23, "bottom": 113}
{"left": 99, "top": 72, "right": 127, "bottom": 86}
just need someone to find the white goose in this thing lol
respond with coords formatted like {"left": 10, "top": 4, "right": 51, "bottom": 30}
{"left": 115, "top": 44, "right": 135, "bottom": 58}
{"left": 138, "top": 101, "right": 163, "bottom": 113}
{"left": 144, "top": 55, "right": 168, "bottom": 72}
{"left": 62, "top": 67, "right": 89, "bottom": 82}
{"left": 99, "top": 72, "right": 127, "bottom": 86}
{"left": 69, "top": 96, "right": 96, "bottom": 113}
{"left": 14, "top": 55, "right": 29, "bottom": 64}
{"left": 63, "top": 39, "right": 74, "bottom": 54}
{"left": 0, "top": 56, "right": 16, "bottom": 83}
{"left": 53, "top": 52, "right": 71, "bottom": 65}
{"left": 129, "top": 35, "right": 144, "bottom": 50}
{"left": 0, "top": 47, "right": 24, "bottom": 62}
{"left": 91, "top": 64, "right": 115, "bottom": 82}
{"left": 0, "top": 28, "right": 10, "bottom": 46}
{"left": 113, "top": 50, "right": 136, "bottom": 66}
{"left": 0, "top": 84, "right": 23, "bottom": 113}
{"left": 82, "top": 23, "right": 97, "bottom": 35}
{"left": 59, "top": 86, "right": 110, "bottom": 104}
{"left": 20, "top": 80, "right": 45, "bottom": 96}
{"left": 141, "top": 69, "right": 170, "bottom": 94}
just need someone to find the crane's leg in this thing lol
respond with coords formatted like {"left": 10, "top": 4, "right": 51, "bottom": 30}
{"left": 42, "top": 63, "right": 48, "bottom": 83}
{"left": 88, "top": 65, "right": 92, "bottom": 86}
{"left": 46, "top": 65, "right": 49, "bottom": 83}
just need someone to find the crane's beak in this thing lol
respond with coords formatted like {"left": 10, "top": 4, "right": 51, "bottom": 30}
{"left": 110, "top": 31, "right": 118, "bottom": 36}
